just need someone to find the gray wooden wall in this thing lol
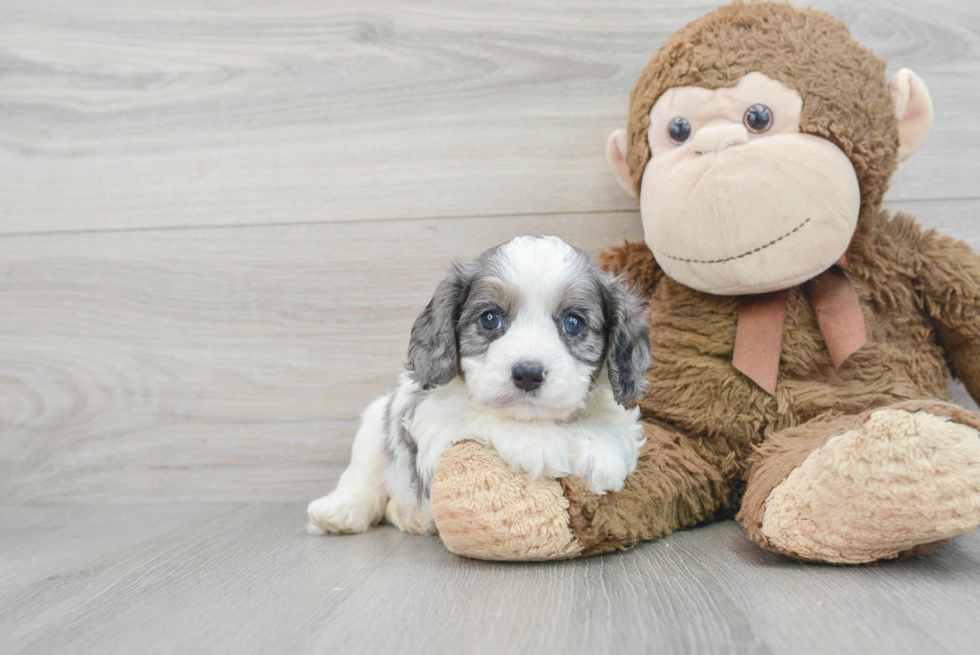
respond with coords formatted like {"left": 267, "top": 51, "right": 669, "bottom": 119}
{"left": 2, "top": 0, "right": 979, "bottom": 505}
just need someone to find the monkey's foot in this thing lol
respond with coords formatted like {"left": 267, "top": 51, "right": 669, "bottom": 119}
{"left": 761, "top": 408, "right": 980, "bottom": 563}
{"left": 430, "top": 441, "right": 582, "bottom": 560}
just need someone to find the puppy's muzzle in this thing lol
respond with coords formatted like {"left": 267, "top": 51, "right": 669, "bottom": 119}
{"left": 511, "top": 362, "right": 545, "bottom": 392}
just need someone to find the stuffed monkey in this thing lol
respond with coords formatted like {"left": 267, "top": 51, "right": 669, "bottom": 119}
{"left": 427, "top": 1, "right": 980, "bottom": 563}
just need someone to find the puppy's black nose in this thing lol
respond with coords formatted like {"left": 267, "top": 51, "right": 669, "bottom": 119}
{"left": 511, "top": 363, "right": 545, "bottom": 392}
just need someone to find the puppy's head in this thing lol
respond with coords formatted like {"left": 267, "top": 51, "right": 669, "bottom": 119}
{"left": 407, "top": 236, "right": 652, "bottom": 421}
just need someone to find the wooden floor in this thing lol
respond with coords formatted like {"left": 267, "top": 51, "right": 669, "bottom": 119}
{"left": 2, "top": 1, "right": 979, "bottom": 653}
{"left": 2, "top": 506, "right": 979, "bottom": 655}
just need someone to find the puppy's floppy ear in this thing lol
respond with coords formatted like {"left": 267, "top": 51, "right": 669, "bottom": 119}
{"left": 406, "top": 263, "right": 471, "bottom": 389}
{"left": 600, "top": 274, "right": 652, "bottom": 407}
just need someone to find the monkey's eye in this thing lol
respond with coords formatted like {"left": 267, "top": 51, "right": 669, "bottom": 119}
{"left": 480, "top": 311, "right": 502, "bottom": 331}
{"left": 744, "top": 104, "right": 773, "bottom": 133}
{"left": 562, "top": 314, "right": 585, "bottom": 336}
{"left": 667, "top": 117, "right": 692, "bottom": 144}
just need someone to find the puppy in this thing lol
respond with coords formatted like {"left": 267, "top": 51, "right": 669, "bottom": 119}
{"left": 308, "top": 235, "right": 652, "bottom": 536}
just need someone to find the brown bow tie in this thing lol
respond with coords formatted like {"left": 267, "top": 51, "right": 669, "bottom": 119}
{"left": 732, "top": 255, "right": 867, "bottom": 394}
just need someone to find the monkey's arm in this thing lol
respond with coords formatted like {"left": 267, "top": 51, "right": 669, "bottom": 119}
{"left": 914, "top": 227, "right": 980, "bottom": 403}
{"left": 597, "top": 241, "right": 664, "bottom": 298}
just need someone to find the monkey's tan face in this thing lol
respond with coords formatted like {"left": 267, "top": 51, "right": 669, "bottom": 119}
{"left": 639, "top": 73, "right": 861, "bottom": 295}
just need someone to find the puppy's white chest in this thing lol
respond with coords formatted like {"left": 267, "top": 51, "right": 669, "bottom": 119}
{"left": 407, "top": 379, "right": 642, "bottom": 496}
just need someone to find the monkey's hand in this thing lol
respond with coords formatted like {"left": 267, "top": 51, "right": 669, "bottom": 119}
{"left": 914, "top": 222, "right": 980, "bottom": 404}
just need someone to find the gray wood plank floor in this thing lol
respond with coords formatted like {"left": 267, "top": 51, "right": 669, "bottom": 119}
{"left": 2, "top": 506, "right": 979, "bottom": 655}
{"left": 2, "top": 0, "right": 980, "bottom": 653}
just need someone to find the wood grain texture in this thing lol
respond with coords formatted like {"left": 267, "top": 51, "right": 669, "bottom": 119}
{"left": 1, "top": 0, "right": 978, "bottom": 235}
{"left": 1, "top": 506, "right": 978, "bottom": 655}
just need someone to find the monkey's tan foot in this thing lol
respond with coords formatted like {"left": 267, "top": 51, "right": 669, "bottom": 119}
{"left": 429, "top": 441, "right": 583, "bottom": 561}
{"left": 758, "top": 407, "right": 980, "bottom": 564}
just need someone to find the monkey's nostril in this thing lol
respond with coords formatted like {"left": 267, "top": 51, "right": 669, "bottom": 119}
{"left": 511, "top": 363, "right": 545, "bottom": 392}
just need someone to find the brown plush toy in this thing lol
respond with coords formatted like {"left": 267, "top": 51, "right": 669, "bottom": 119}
{"left": 426, "top": 1, "right": 980, "bottom": 563}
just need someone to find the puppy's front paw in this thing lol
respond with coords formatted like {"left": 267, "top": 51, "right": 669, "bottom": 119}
{"left": 571, "top": 440, "right": 635, "bottom": 495}
{"left": 307, "top": 491, "right": 377, "bottom": 535}
{"left": 496, "top": 428, "right": 573, "bottom": 481}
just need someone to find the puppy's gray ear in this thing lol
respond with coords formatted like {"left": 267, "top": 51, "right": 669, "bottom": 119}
{"left": 601, "top": 275, "right": 652, "bottom": 407}
{"left": 406, "top": 263, "right": 470, "bottom": 389}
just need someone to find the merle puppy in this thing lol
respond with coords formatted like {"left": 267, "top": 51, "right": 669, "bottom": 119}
{"left": 308, "top": 235, "right": 652, "bottom": 535}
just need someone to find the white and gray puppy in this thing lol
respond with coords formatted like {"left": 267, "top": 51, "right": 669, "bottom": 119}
{"left": 308, "top": 235, "right": 652, "bottom": 536}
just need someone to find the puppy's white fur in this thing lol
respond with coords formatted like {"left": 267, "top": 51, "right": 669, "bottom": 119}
{"left": 309, "top": 236, "right": 648, "bottom": 536}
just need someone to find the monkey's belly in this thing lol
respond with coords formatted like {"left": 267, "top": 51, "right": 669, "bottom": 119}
{"left": 639, "top": 311, "right": 949, "bottom": 448}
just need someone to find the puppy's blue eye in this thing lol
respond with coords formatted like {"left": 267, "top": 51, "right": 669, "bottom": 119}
{"left": 481, "top": 311, "right": 501, "bottom": 330}
{"left": 562, "top": 315, "right": 585, "bottom": 336}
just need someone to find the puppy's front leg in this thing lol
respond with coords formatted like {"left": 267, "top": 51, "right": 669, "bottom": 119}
{"left": 566, "top": 408, "right": 644, "bottom": 495}
{"left": 308, "top": 395, "right": 390, "bottom": 534}
{"left": 490, "top": 423, "right": 574, "bottom": 482}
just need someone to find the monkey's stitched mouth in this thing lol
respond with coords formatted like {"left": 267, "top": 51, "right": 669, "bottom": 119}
{"left": 656, "top": 217, "right": 811, "bottom": 264}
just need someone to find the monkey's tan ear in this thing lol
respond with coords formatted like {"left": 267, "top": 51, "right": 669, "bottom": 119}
{"left": 606, "top": 129, "right": 636, "bottom": 198}
{"left": 888, "top": 68, "right": 933, "bottom": 163}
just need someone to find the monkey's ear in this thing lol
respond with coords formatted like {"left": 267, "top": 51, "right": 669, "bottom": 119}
{"left": 606, "top": 129, "right": 636, "bottom": 199}
{"left": 888, "top": 68, "right": 933, "bottom": 163}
